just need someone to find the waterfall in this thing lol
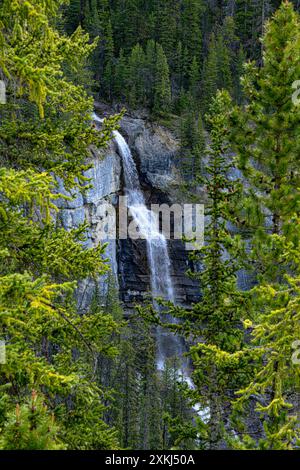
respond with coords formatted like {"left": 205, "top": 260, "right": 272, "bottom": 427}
{"left": 93, "top": 114, "right": 177, "bottom": 360}
{"left": 112, "top": 129, "right": 192, "bottom": 374}
{"left": 112, "top": 130, "right": 175, "bottom": 303}
{"left": 93, "top": 112, "right": 209, "bottom": 421}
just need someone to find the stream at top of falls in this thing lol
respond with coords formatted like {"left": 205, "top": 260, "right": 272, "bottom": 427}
{"left": 93, "top": 112, "right": 210, "bottom": 422}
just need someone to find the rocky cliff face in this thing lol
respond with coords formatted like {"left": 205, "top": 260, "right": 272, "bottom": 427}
{"left": 56, "top": 140, "right": 122, "bottom": 311}
{"left": 119, "top": 116, "right": 181, "bottom": 198}
{"left": 57, "top": 110, "right": 200, "bottom": 312}
{"left": 118, "top": 114, "right": 201, "bottom": 309}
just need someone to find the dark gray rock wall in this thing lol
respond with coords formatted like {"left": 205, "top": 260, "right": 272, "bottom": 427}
{"left": 57, "top": 110, "right": 201, "bottom": 312}
{"left": 117, "top": 115, "right": 201, "bottom": 310}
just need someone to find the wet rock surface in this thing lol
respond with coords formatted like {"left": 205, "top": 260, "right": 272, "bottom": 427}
{"left": 57, "top": 108, "right": 201, "bottom": 312}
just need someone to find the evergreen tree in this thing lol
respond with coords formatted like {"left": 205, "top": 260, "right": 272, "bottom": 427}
{"left": 234, "top": 0, "right": 257, "bottom": 55}
{"left": 180, "top": 0, "right": 204, "bottom": 65}
{"left": 174, "top": 41, "right": 184, "bottom": 92}
{"left": 189, "top": 56, "right": 201, "bottom": 101}
{"left": 114, "top": 49, "right": 128, "bottom": 101}
{"left": 231, "top": 235, "right": 300, "bottom": 449}
{"left": 194, "top": 115, "right": 206, "bottom": 176}
{"left": 202, "top": 33, "right": 218, "bottom": 114}
{"left": 154, "top": 0, "right": 180, "bottom": 64}
{"left": 216, "top": 30, "right": 233, "bottom": 93}
{"left": 0, "top": 0, "right": 122, "bottom": 450}
{"left": 0, "top": 391, "right": 64, "bottom": 450}
{"left": 160, "top": 358, "right": 196, "bottom": 450}
{"left": 110, "top": 318, "right": 163, "bottom": 450}
{"left": 111, "top": 0, "right": 141, "bottom": 54}
{"left": 182, "top": 46, "right": 191, "bottom": 90}
{"left": 153, "top": 45, "right": 172, "bottom": 115}
{"left": 65, "top": 0, "right": 83, "bottom": 33}
{"left": 180, "top": 109, "right": 205, "bottom": 180}
{"left": 231, "top": 0, "right": 300, "bottom": 269}
{"left": 234, "top": 0, "right": 273, "bottom": 59}
{"left": 103, "top": 19, "right": 115, "bottom": 100}
{"left": 229, "top": 1, "right": 300, "bottom": 448}
{"left": 168, "top": 91, "right": 247, "bottom": 449}
{"left": 233, "top": 46, "right": 246, "bottom": 103}
{"left": 145, "top": 39, "right": 158, "bottom": 107}
{"left": 127, "top": 44, "right": 146, "bottom": 107}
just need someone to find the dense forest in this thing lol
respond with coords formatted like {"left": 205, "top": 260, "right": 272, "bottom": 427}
{"left": 0, "top": 0, "right": 300, "bottom": 451}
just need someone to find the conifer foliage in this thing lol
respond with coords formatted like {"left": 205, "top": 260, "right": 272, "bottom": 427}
{"left": 1, "top": 0, "right": 300, "bottom": 452}
{"left": 228, "top": 1, "right": 300, "bottom": 449}
{"left": 0, "top": 0, "right": 121, "bottom": 450}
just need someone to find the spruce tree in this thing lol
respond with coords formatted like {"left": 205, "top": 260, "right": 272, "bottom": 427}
{"left": 234, "top": 0, "right": 257, "bottom": 56}
{"left": 145, "top": 40, "right": 157, "bottom": 108}
{"left": 169, "top": 91, "right": 247, "bottom": 449}
{"left": 103, "top": 19, "right": 115, "bottom": 101}
{"left": 231, "top": 234, "right": 300, "bottom": 449}
{"left": 230, "top": 0, "right": 300, "bottom": 275}
{"left": 111, "top": 0, "right": 141, "bottom": 53}
{"left": 221, "top": 16, "right": 244, "bottom": 101}
{"left": 65, "top": 0, "right": 83, "bottom": 33}
{"left": 180, "top": 110, "right": 205, "bottom": 181}
{"left": 174, "top": 41, "right": 184, "bottom": 91}
{"left": 114, "top": 49, "right": 128, "bottom": 101}
{"left": 181, "top": 0, "right": 204, "bottom": 66}
{"left": 154, "top": 0, "right": 179, "bottom": 64}
{"left": 153, "top": 45, "right": 172, "bottom": 115}
{"left": 189, "top": 56, "right": 201, "bottom": 101}
{"left": 216, "top": 30, "right": 233, "bottom": 94}
{"left": 229, "top": 1, "right": 300, "bottom": 449}
{"left": 127, "top": 44, "right": 146, "bottom": 108}
{"left": 233, "top": 46, "right": 246, "bottom": 103}
{"left": 202, "top": 33, "right": 218, "bottom": 114}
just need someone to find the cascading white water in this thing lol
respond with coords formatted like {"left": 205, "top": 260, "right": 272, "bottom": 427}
{"left": 112, "top": 128, "right": 187, "bottom": 372}
{"left": 112, "top": 130, "right": 175, "bottom": 303}
{"left": 93, "top": 112, "right": 209, "bottom": 421}
{"left": 93, "top": 113, "right": 176, "bottom": 358}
